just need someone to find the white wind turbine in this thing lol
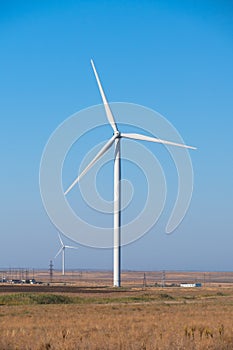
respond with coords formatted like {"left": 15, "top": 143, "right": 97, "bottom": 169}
{"left": 54, "top": 233, "right": 78, "bottom": 275}
{"left": 65, "top": 59, "right": 196, "bottom": 287}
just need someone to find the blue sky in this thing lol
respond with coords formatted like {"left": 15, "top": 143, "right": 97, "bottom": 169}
{"left": 1, "top": 0, "right": 233, "bottom": 272}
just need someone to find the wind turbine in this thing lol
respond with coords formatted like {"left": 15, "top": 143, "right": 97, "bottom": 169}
{"left": 65, "top": 59, "right": 196, "bottom": 287}
{"left": 54, "top": 233, "right": 78, "bottom": 275}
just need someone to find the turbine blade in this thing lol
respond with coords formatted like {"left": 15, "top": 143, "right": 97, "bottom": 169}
{"left": 91, "top": 59, "right": 118, "bottom": 133}
{"left": 65, "top": 134, "right": 117, "bottom": 195}
{"left": 121, "top": 133, "right": 196, "bottom": 150}
{"left": 65, "top": 245, "right": 79, "bottom": 249}
{"left": 54, "top": 247, "right": 63, "bottom": 259}
{"left": 58, "top": 233, "right": 64, "bottom": 246}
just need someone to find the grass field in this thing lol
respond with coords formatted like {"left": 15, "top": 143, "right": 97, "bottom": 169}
{"left": 0, "top": 284, "right": 233, "bottom": 349}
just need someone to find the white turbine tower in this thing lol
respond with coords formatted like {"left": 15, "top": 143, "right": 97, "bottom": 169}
{"left": 65, "top": 59, "right": 196, "bottom": 287}
{"left": 54, "top": 233, "right": 78, "bottom": 275}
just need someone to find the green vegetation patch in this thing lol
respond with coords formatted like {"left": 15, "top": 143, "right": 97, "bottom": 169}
{"left": 0, "top": 292, "right": 180, "bottom": 306}
{"left": 0, "top": 293, "right": 73, "bottom": 305}
{"left": 159, "top": 293, "right": 174, "bottom": 300}
{"left": 0, "top": 293, "right": 163, "bottom": 306}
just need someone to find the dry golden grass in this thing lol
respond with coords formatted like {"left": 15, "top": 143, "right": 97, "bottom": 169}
{"left": 0, "top": 286, "right": 233, "bottom": 349}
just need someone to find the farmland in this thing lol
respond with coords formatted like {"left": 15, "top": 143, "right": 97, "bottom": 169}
{"left": 0, "top": 272, "right": 233, "bottom": 349}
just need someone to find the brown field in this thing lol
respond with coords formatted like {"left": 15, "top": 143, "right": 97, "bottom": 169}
{"left": 0, "top": 271, "right": 233, "bottom": 349}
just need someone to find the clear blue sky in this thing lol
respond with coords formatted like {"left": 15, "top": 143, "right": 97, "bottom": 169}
{"left": 1, "top": 0, "right": 233, "bottom": 271}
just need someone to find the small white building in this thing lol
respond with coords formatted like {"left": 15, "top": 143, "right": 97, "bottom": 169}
{"left": 180, "top": 283, "right": 202, "bottom": 288}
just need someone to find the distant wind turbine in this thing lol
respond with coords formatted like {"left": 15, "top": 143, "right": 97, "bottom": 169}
{"left": 54, "top": 233, "right": 78, "bottom": 275}
{"left": 65, "top": 59, "right": 196, "bottom": 287}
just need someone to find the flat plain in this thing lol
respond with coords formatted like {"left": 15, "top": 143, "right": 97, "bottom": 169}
{"left": 0, "top": 271, "right": 233, "bottom": 349}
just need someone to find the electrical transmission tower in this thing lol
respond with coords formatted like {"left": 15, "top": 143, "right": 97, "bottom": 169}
{"left": 49, "top": 260, "right": 53, "bottom": 282}
{"left": 143, "top": 272, "right": 147, "bottom": 288}
{"left": 162, "top": 270, "right": 166, "bottom": 287}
